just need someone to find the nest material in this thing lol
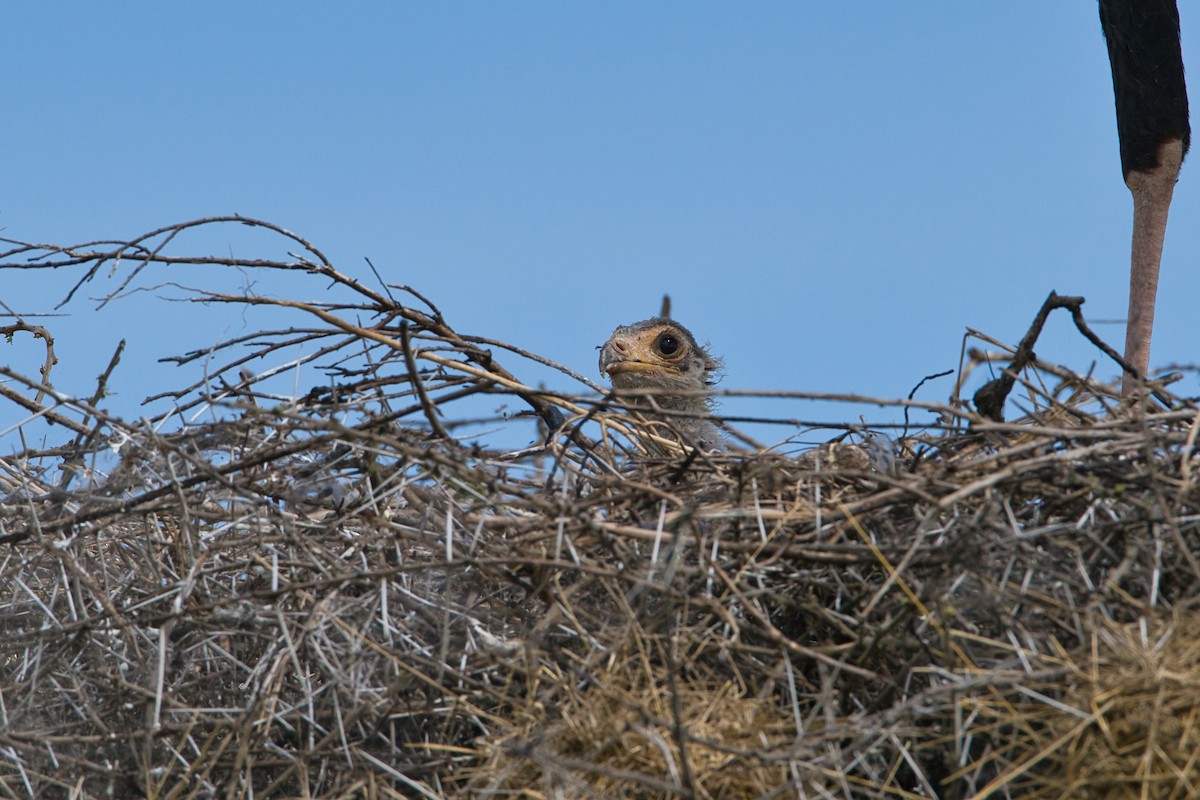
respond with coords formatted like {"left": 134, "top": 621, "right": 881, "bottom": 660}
{"left": 1, "top": 219, "right": 1199, "bottom": 799}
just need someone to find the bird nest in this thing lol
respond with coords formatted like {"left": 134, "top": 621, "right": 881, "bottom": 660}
{"left": 1, "top": 218, "right": 1199, "bottom": 799}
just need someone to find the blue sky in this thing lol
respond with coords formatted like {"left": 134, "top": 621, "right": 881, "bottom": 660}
{"left": 3, "top": 4, "right": 1198, "bottom": 449}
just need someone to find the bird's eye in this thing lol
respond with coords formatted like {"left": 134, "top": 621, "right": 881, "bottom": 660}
{"left": 657, "top": 334, "right": 679, "bottom": 356}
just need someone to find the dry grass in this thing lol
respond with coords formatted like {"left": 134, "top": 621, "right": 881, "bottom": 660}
{"left": 1, "top": 218, "right": 1199, "bottom": 799}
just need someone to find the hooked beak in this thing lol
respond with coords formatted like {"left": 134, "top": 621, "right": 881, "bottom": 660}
{"left": 605, "top": 360, "right": 669, "bottom": 376}
{"left": 600, "top": 346, "right": 682, "bottom": 379}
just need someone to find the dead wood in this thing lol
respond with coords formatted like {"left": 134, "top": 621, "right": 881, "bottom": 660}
{"left": 0, "top": 218, "right": 1197, "bottom": 799}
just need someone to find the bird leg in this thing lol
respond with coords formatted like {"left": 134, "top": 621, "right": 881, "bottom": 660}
{"left": 1122, "top": 138, "right": 1185, "bottom": 396}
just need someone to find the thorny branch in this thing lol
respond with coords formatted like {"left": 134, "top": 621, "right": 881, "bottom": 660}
{"left": 0, "top": 321, "right": 58, "bottom": 406}
{"left": 971, "top": 290, "right": 1172, "bottom": 421}
{"left": 1, "top": 216, "right": 567, "bottom": 435}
